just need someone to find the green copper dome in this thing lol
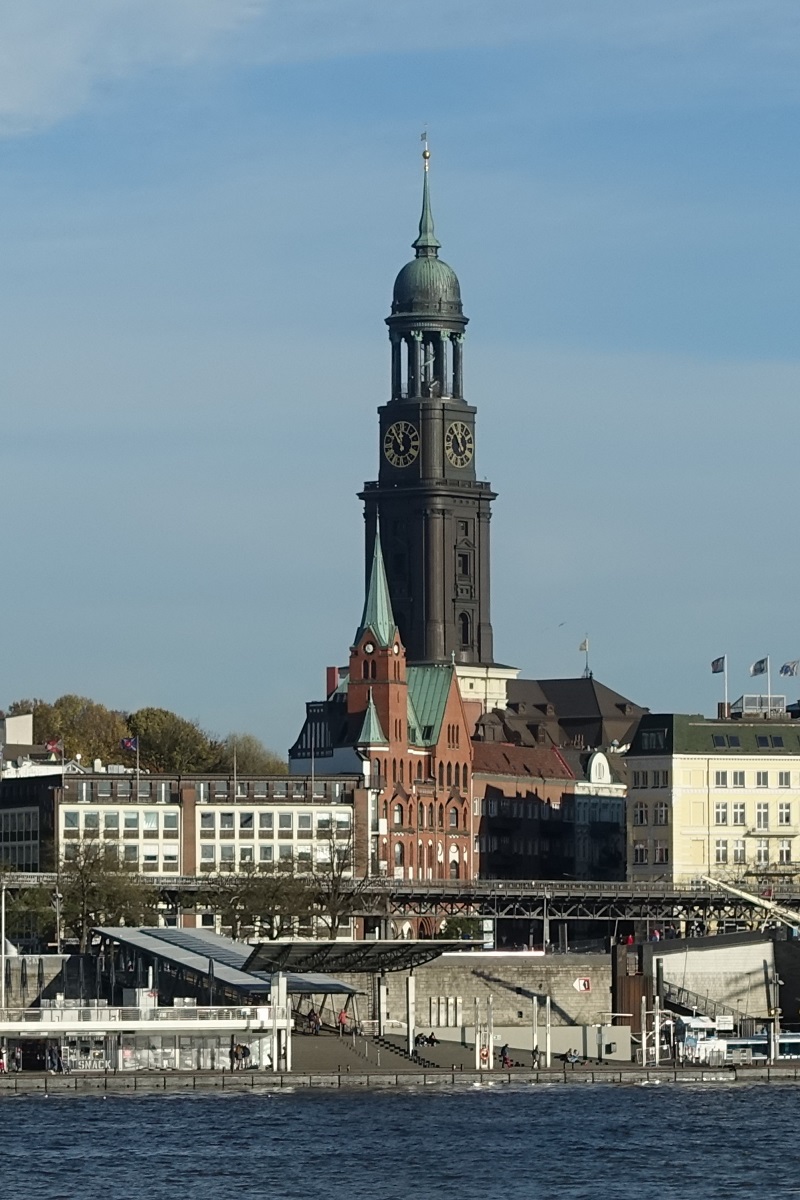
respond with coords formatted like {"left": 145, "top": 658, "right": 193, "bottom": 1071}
{"left": 390, "top": 162, "right": 463, "bottom": 317}
{"left": 392, "top": 257, "right": 462, "bottom": 314}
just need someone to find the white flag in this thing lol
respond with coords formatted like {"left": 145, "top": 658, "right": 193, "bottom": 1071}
{"left": 579, "top": 639, "right": 589, "bottom": 653}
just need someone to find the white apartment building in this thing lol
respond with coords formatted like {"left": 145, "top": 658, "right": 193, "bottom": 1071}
{"left": 626, "top": 710, "right": 800, "bottom": 885}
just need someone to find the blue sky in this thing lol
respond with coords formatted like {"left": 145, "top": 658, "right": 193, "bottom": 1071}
{"left": 2, "top": 1, "right": 800, "bottom": 754}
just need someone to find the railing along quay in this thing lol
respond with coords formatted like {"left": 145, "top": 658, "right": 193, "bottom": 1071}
{"left": 3, "top": 872, "right": 797, "bottom": 921}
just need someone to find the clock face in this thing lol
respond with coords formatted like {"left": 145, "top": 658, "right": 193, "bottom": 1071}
{"left": 383, "top": 420, "right": 420, "bottom": 468}
{"left": 445, "top": 421, "right": 474, "bottom": 468}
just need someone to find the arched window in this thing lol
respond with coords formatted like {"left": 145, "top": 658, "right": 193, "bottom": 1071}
{"left": 428, "top": 803, "right": 434, "bottom": 827}
{"left": 399, "top": 760, "right": 404, "bottom": 783}
{"left": 408, "top": 842, "right": 414, "bottom": 868}
{"left": 370, "top": 660, "right": 377, "bottom": 679}
{"left": 438, "top": 803, "right": 444, "bottom": 827}
{"left": 419, "top": 805, "right": 425, "bottom": 829}
{"left": 446, "top": 763, "right": 452, "bottom": 786}
{"left": 373, "top": 758, "right": 380, "bottom": 783}
{"left": 463, "top": 765, "right": 468, "bottom": 791}
{"left": 394, "top": 842, "right": 405, "bottom": 867}
{"left": 416, "top": 761, "right": 422, "bottom": 780}
{"left": 407, "top": 803, "right": 414, "bottom": 827}
{"left": 454, "top": 763, "right": 460, "bottom": 788}
{"left": 449, "top": 858, "right": 460, "bottom": 880}
{"left": 458, "top": 612, "right": 470, "bottom": 647}
{"left": 449, "top": 807, "right": 458, "bottom": 829}
{"left": 392, "top": 758, "right": 397, "bottom": 783}
{"left": 438, "top": 762, "right": 444, "bottom": 787}
{"left": 393, "top": 803, "right": 403, "bottom": 826}
{"left": 362, "top": 660, "right": 369, "bottom": 679}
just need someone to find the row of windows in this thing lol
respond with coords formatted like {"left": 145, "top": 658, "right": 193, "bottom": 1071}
{"left": 199, "top": 844, "right": 347, "bottom": 869}
{"left": 632, "top": 838, "right": 795, "bottom": 866}
{"left": 63, "top": 810, "right": 179, "bottom": 835}
{"left": 713, "top": 733, "right": 788, "bottom": 750}
{"left": 633, "top": 799, "right": 798, "bottom": 828}
{"left": 66, "top": 779, "right": 347, "bottom": 802}
{"left": 372, "top": 758, "right": 469, "bottom": 789}
{"left": 199, "top": 811, "right": 350, "bottom": 836}
{"left": 0, "top": 811, "right": 39, "bottom": 839}
{"left": 715, "top": 801, "right": 793, "bottom": 828}
{"left": 632, "top": 802, "right": 670, "bottom": 826}
{"left": 62, "top": 809, "right": 352, "bottom": 836}
{"left": 632, "top": 840, "right": 670, "bottom": 864}
{"left": 391, "top": 801, "right": 466, "bottom": 830}
{"left": 63, "top": 844, "right": 180, "bottom": 870}
{"left": 714, "top": 770, "right": 790, "bottom": 788}
{"left": 631, "top": 771, "right": 670, "bottom": 789}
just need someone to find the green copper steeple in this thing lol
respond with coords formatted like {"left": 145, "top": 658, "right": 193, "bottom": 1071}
{"left": 356, "top": 687, "right": 388, "bottom": 746}
{"left": 355, "top": 520, "right": 396, "bottom": 648}
{"left": 411, "top": 139, "right": 441, "bottom": 258}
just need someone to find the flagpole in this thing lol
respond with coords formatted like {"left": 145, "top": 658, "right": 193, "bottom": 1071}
{"left": 136, "top": 739, "right": 140, "bottom": 798}
{"left": 724, "top": 655, "right": 728, "bottom": 713}
{"left": 767, "top": 656, "right": 772, "bottom": 717}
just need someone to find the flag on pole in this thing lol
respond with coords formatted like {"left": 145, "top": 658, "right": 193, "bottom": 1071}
{"left": 750, "top": 658, "right": 768, "bottom": 677}
{"left": 45, "top": 738, "right": 63, "bottom": 754}
{"left": 120, "top": 737, "right": 139, "bottom": 752}
{"left": 711, "top": 656, "right": 726, "bottom": 674}
{"left": 579, "top": 638, "right": 589, "bottom": 653}
{"left": 780, "top": 661, "right": 800, "bottom": 677}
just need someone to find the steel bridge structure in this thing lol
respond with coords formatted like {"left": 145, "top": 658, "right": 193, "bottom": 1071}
{"left": 5, "top": 872, "right": 799, "bottom": 924}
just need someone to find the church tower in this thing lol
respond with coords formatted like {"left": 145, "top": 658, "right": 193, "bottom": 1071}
{"left": 360, "top": 144, "right": 495, "bottom": 665}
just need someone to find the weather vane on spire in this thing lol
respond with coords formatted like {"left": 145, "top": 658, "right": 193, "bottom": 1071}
{"left": 421, "top": 128, "right": 430, "bottom": 171}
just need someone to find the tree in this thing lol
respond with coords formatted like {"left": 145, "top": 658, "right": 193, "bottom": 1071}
{"left": 310, "top": 827, "right": 369, "bottom": 939}
{"left": 3, "top": 883, "right": 56, "bottom": 946}
{"left": 127, "top": 707, "right": 216, "bottom": 773}
{"left": 213, "top": 733, "right": 287, "bottom": 775}
{"left": 437, "top": 916, "right": 482, "bottom": 941}
{"left": 59, "top": 841, "right": 158, "bottom": 952}
{"left": 8, "top": 695, "right": 128, "bottom": 763}
{"left": 199, "top": 865, "right": 314, "bottom": 940}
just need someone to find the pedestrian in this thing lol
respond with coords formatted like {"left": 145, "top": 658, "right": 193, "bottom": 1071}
{"left": 531, "top": 1047, "right": 540, "bottom": 1069}
{"left": 625, "top": 933, "right": 634, "bottom": 946}
{"left": 308, "top": 1008, "right": 319, "bottom": 1035}
{"left": 241, "top": 1045, "right": 250, "bottom": 1069}
{"left": 337, "top": 1008, "right": 348, "bottom": 1036}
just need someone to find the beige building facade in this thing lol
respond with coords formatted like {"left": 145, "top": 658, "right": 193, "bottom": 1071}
{"left": 626, "top": 712, "right": 800, "bottom": 886}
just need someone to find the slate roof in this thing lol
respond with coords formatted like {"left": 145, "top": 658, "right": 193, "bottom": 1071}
{"left": 496, "top": 675, "right": 646, "bottom": 751}
{"left": 628, "top": 713, "right": 800, "bottom": 757}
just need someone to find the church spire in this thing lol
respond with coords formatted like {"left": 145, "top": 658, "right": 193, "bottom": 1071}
{"left": 412, "top": 134, "right": 440, "bottom": 258}
{"left": 355, "top": 519, "right": 396, "bottom": 648}
{"left": 356, "top": 687, "right": 388, "bottom": 746}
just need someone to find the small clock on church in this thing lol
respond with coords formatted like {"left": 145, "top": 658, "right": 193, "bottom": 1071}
{"left": 445, "top": 421, "right": 474, "bottom": 468}
{"left": 383, "top": 420, "right": 420, "bottom": 468}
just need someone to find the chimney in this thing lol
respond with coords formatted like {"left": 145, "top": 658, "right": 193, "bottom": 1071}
{"left": 326, "top": 666, "right": 340, "bottom": 697}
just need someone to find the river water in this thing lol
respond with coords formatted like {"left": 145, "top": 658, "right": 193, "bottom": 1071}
{"left": 3, "top": 1083, "right": 796, "bottom": 1199}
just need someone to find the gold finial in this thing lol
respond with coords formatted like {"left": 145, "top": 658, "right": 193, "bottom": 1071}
{"left": 421, "top": 128, "right": 430, "bottom": 171}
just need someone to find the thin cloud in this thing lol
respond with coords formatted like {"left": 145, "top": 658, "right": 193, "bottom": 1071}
{"left": 1, "top": 1, "right": 800, "bottom": 135}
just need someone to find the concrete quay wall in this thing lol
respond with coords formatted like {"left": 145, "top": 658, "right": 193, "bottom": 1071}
{"left": 337, "top": 952, "right": 613, "bottom": 1028}
{"left": 2, "top": 1066, "right": 800, "bottom": 1094}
